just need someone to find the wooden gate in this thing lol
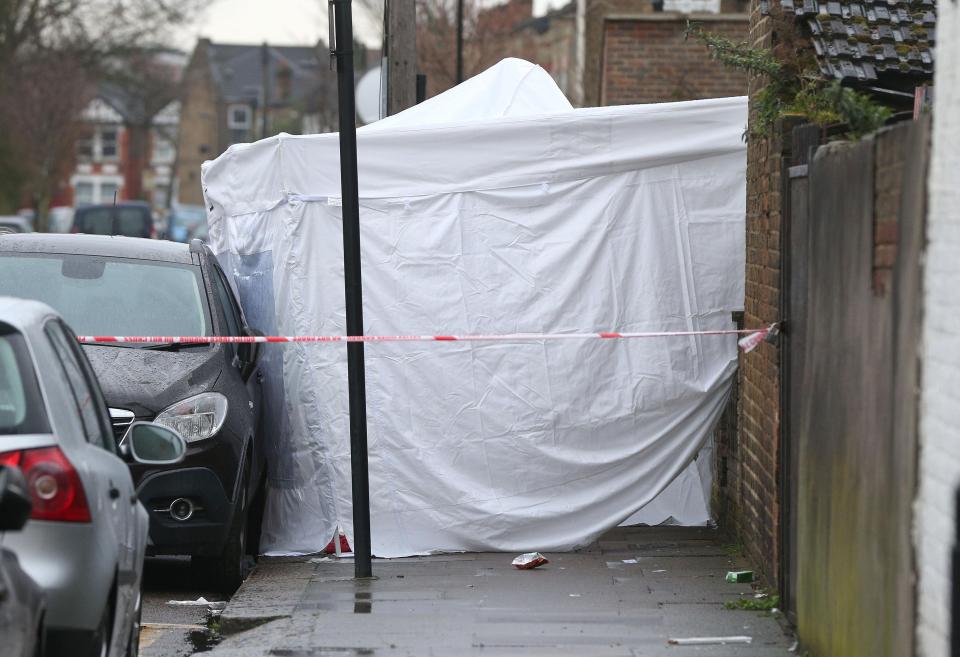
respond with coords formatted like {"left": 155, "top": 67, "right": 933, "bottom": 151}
{"left": 779, "top": 118, "right": 927, "bottom": 657}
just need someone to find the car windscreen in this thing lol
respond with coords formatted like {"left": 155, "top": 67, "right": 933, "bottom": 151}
{"left": 0, "top": 254, "right": 211, "bottom": 342}
{"left": 0, "top": 326, "right": 50, "bottom": 434}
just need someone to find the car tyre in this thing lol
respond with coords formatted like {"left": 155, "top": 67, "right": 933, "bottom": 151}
{"left": 202, "top": 480, "right": 252, "bottom": 595}
{"left": 246, "top": 474, "right": 267, "bottom": 558}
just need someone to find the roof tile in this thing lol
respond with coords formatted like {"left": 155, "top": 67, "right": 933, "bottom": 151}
{"left": 765, "top": 0, "right": 936, "bottom": 83}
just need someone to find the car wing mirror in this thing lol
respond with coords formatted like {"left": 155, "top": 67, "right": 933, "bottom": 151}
{"left": 238, "top": 326, "right": 263, "bottom": 381}
{"left": 0, "top": 465, "right": 32, "bottom": 532}
{"left": 125, "top": 422, "right": 187, "bottom": 465}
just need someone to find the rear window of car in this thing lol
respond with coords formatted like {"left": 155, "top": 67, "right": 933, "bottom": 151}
{"left": 0, "top": 325, "right": 50, "bottom": 435}
{"left": 74, "top": 206, "right": 151, "bottom": 238}
{"left": 0, "top": 254, "right": 211, "bottom": 340}
{"left": 74, "top": 207, "right": 113, "bottom": 235}
{"left": 117, "top": 207, "right": 151, "bottom": 237}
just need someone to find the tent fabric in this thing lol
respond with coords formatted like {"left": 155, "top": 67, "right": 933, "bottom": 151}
{"left": 363, "top": 58, "right": 573, "bottom": 131}
{"left": 203, "top": 60, "right": 746, "bottom": 557}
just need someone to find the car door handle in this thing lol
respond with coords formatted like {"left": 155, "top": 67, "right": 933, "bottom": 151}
{"left": 109, "top": 486, "right": 121, "bottom": 500}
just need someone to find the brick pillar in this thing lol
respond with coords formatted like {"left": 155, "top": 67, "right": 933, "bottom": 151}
{"left": 734, "top": 0, "right": 786, "bottom": 588}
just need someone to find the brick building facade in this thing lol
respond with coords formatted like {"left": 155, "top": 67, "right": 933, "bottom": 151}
{"left": 600, "top": 15, "right": 748, "bottom": 105}
{"left": 174, "top": 40, "right": 342, "bottom": 206}
{"left": 584, "top": 0, "right": 749, "bottom": 107}
{"left": 732, "top": 0, "right": 784, "bottom": 588}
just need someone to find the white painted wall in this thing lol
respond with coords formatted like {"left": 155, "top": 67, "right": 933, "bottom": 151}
{"left": 915, "top": 2, "right": 960, "bottom": 655}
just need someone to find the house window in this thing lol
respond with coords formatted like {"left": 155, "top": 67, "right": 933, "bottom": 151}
{"left": 76, "top": 134, "right": 94, "bottom": 160}
{"left": 100, "top": 129, "right": 118, "bottom": 159}
{"left": 227, "top": 104, "right": 251, "bottom": 130}
{"left": 152, "top": 187, "right": 168, "bottom": 210}
{"left": 100, "top": 182, "right": 119, "bottom": 204}
{"left": 75, "top": 182, "right": 94, "bottom": 206}
{"left": 152, "top": 133, "right": 175, "bottom": 164}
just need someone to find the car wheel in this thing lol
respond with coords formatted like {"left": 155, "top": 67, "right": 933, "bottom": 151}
{"left": 125, "top": 591, "right": 142, "bottom": 657}
{"left": 246, "top": 474, "right": 267, "bottom": 558}
{"left": 207, "top": 480, "right": 252, "bottom": 595}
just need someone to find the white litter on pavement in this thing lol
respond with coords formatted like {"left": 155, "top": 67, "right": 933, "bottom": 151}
{"left": 668, "top": 636, "right": 753, "bottom": 645}
{"left": 165, "top": 597, "right": 226, "bottom": 610}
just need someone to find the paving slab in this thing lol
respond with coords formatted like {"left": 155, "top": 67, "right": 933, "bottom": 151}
{"left": 208, "top": 527, "right": 794, "bottom": 656}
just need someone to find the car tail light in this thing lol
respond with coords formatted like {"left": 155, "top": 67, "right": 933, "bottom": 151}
{"left": 0, "top": 447, "right": 91, "bottom": 522}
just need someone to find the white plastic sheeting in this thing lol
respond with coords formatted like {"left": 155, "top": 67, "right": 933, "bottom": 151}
{"left": 203, "top": 59, "right": 746, "bottom": 557}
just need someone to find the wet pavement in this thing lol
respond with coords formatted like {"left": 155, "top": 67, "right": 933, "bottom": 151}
{"left": 139, "top": 556, "right": 224, "bottom": 657}
{"left": 203, "top": 526, "right": 795, "bottom": 656}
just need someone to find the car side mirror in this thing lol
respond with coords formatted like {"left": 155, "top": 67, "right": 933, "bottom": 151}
{"left": 237, "top": 327, "right": 263, "bottom": 381}
{"left": 0, "top": 466, "right": 32, "bottom": 532}
{"left": 125, "top": 422, "right": 187, "bottom": 465}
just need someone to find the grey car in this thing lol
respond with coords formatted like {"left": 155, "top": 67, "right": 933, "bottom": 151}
{"left": 0, "top": 297, "right": 187, "bottom": 657}
{"left": 0, "top": 216, "right": 32, "bottom": 234}
{"left": 0, "top": 465, "right": 45, "bottom": 657}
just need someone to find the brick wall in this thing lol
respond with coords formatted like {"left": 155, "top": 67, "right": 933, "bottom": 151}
{"left": 585, "top": 0, "right": 654, "bottom": 107}
{"left": 175, "top": 41, "right": 219, "bottom": 206}
{"left": 916, "top": 0, "right": 960, "bottom": 652}
{"left": 873, "top": 133, "right": 904, "bottom": 295}
{"left": 734, "top": 0, "right": 783, "bottom": 587}
{"left": 601, "top": 16, "right": 748, "bottom": 105}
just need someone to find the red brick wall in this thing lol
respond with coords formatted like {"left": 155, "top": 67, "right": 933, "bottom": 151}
{"left": 872, "top": 131, "right": 904, "bottom": 295}
{"left": 601, "top": 17, "right": 748, "bottom": 105}
{"left": 735, "top": 0, "right": 785, "bottom": 587}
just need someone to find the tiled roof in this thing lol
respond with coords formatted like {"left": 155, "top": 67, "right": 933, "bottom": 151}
{"left": 762, "top": 0, "right": 936, "bottom": 82}
{"left": 205, "top": 42, "right": 327, "bottom": 106}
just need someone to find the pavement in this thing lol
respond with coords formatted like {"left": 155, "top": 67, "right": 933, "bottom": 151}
{"left": 139, "top": 556, "right": 225, "bottom": 656}
{"left": 200, "top": 526, "right": 795, "bottom": 657}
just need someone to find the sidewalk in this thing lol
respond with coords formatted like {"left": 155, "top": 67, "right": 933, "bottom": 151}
{"left": 206, "top": 526, "right": 795, "bottom": 656}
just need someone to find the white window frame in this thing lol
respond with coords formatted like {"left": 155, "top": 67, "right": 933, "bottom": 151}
{"left": 98, "top": 127, "right": 119, "bottom": 161}
{"left": 151, "top": 130, "right": 176, "bottom": 165}
{"left": 70, "top": 175, "right": 124, "bottom": 205}
{"left": 227, "top": 104, "right": 252, "bottom": 130}
{"left": 74, "top": 181, "right": 95, "bottom": 206}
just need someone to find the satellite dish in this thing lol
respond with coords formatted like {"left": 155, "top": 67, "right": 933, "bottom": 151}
{"left": 356, "top": 65, "right": 384, "bottom": 125}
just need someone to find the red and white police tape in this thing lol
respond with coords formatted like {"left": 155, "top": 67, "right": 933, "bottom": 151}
{"left": 77, "top": 323, "right": 778, "bottom": 353}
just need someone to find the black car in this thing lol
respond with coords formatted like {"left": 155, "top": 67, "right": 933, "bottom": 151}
{"left": 72, "top": 202, "right": 154, "bottom": 239}
{"left": 0, "top": 234, "right": 265, "bottom": 592}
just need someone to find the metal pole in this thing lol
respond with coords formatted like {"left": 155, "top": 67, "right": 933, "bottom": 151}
{"left": 329, "top": 0, "right": 372, "bottom": 579}
{"left": 455, "top": 0, "right": 464, "bottom": 84}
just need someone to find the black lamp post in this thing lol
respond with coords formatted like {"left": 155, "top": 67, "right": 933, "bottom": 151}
{"left": 328, "top": 0, "right": 372, "bottom": 580}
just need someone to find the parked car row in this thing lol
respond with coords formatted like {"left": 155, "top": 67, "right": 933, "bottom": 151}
{"left": 8, "top": 202, "right": 211, "bottom": 243}
{"left": 0, "top": 233, "right": 266, "bottom": 657}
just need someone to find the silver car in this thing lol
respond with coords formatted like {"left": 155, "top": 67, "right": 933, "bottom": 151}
{"left": 0, "top": 296, "right": 187, "bottom": 657}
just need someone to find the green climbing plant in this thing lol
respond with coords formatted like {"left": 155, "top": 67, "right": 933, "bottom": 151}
{"left": 685, "top": 23, "right": 892, "bottom": 139}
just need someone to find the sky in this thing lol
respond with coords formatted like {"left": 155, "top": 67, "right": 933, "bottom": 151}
{"left": 179, "top": 0, "right": 382, "bottom": 50}
{"left": 177, "top": 0, "right": 569, "bottom": 52}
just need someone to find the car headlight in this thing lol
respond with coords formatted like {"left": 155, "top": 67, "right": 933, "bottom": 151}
{"left": 154, "top": 393, "right": 228, "bottom": 443}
